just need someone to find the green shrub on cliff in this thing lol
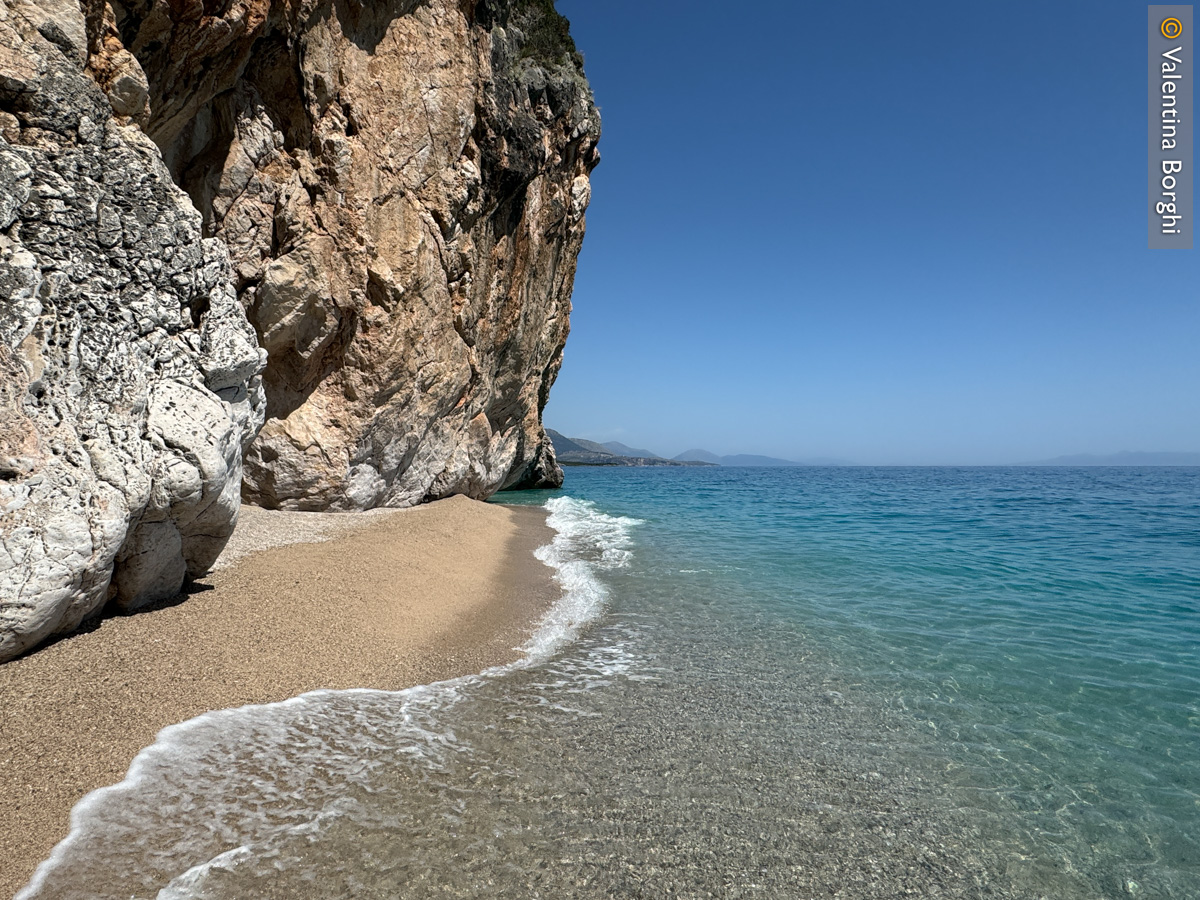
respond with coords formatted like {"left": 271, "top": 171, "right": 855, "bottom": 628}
{"left": 513, "top": 0, "right": 584, "bottom": 70}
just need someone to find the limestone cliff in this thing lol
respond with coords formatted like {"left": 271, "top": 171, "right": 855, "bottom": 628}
{"left": 117, "top": 0, "right": 599, "bottom": 509}
{"left": 0, "top": 0, "right": 267, "bottom": 661}
{"left": 0, "top": 0, "right": 596, "bottom": 660}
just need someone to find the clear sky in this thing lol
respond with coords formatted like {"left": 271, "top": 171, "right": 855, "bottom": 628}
{"left": 543, "top": 0, "right": 1199, "bottom": 465}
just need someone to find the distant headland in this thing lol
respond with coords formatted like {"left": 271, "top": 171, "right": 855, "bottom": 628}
{"left": 546, "top": 431, "right": 852, "bottom": 467}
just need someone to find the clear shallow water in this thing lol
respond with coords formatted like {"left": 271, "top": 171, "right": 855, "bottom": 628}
{"left": 20, "top": 467, "right": 1200, "bottom": 899}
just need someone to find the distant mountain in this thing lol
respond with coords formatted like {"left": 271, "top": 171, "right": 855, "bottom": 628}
{"left": 673, "top": 449, "right": 809, "bottom": 467}
{"left": 554, "top": 436, "right": 854, "bottom": 468}
{"left": 604, "top": 441, "right": 663, "bottom": 459}
{"left": 543, "top": 431, "right": 597, "bottom": 456}
{"left": 546, "top": 431, "right": 715, "bottom": 468}
{"left": 1024, "top": 451, "right": 1200, "bottom": 466}
{"left": 569, "top": 436, "right": 617, "bottom": 455}
{"left": 720, "top": 454, "right": 806, "bottom": 467}
{"left": 673, "top": 449, "right": 723, "bottom": 464}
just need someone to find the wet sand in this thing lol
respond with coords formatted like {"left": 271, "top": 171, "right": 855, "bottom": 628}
{"left": 0, "top": 496, "right": 557, "bottom": 897}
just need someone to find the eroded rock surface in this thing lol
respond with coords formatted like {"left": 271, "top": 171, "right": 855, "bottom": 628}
{"left": 0, "top": 2, "right": 266, "bottom": 661}
{"left": 117, "top": 0, "right": 600, "bottom": 509}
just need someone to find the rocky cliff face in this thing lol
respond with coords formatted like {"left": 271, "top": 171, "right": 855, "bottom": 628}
{"left": 0, "top": 0, "right": 596, "bottom": 659}
{"left": 117, "top": 0, "right": 599, "bottom": 509}
{"left": 0, "top": 0, "right": 267, "bottom": 660}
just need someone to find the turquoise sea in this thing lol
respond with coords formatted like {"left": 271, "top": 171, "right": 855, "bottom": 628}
{"left": 19, "top": 467, "right": 1200, "bottom": 899}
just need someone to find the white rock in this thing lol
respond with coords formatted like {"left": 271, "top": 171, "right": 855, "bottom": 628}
{"left": 0, "top": 14, "right": 265, "bottom": 660}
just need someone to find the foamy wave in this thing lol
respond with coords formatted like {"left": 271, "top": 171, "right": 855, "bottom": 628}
{"left": 16, "top": 496, "right": 639, "bottom": 900}
{"left": 523, "top": 497, "right": 640, "bottom": 663}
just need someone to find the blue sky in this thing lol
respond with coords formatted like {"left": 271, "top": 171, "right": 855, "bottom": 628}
{"left": 544, "top": 1, "right": 1198, "bottom": 465}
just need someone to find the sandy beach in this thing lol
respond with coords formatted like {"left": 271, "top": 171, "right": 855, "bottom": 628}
{"left": 0, "top": 496, "right": 557, "bottom": 897}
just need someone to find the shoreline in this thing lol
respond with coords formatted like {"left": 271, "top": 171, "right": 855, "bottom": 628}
{"left": 0, "top": 496, "right": 558, "bottom": 897}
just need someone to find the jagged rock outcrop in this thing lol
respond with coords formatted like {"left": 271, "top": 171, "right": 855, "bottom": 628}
{"left": 111, "top": 0, "right": 600, "bottom": 509}
{"left": 0, "top": 1, "right": 266, "bottom": 661}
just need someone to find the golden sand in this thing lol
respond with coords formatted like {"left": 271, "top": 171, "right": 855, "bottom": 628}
{"left": 0, "top": 496, "right": 557, "bottom": 896}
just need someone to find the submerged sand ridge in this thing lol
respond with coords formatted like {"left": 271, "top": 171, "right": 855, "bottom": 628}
{"left": 0, "top": 496, "right": 557, "bottom": 897}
